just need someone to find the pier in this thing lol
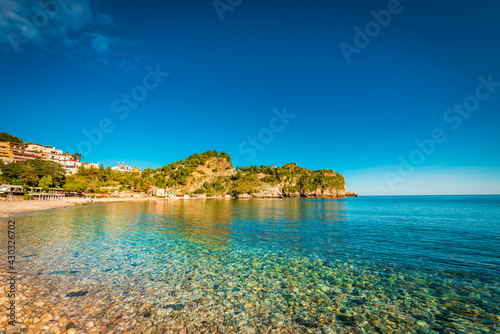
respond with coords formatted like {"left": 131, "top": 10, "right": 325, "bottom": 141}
{"left": 27, "top": 188, "right": 65, "bottom": 201}
{"left": 29, "top": 193, "right": 65, "bottom": 201}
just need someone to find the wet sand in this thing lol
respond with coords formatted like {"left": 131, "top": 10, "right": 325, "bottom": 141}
{"left": 0, "top": 197, "right": 155, "bottom": 218}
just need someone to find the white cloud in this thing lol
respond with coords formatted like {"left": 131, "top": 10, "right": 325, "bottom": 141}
{"left": 0, "top": 0, "right": 143, "bottom": 70}
{"left": 90, "top": 33, "right": 111, "bottom": 55}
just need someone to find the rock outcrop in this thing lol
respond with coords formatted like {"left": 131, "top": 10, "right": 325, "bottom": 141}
{"left": 233, "top": 186, "right": 357, "bottom": 199}
{"left": 163, "top": 152, "right": 357, "bottom": 198}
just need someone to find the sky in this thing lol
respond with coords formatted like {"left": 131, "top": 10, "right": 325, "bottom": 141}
{"left": 1, "top": 0, "right": 500, "bottom": 195}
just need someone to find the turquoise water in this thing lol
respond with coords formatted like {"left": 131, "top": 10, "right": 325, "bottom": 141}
{"left": 3, "top": 196, "right": 500, "bottom": 333}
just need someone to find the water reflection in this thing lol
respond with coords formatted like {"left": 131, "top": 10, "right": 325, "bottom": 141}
{"left": 0, "top": 197, "right": 498, "bottom": 333}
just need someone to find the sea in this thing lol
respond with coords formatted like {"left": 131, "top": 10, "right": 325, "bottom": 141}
{"left": 1, "top": 195, "right": 499, "bottom": 333}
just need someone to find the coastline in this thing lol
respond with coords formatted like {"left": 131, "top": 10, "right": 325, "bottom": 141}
{"left": 0, "top": 193, "right": 358, "bottom": 218}
{"left": 0, "top": 197, "right": 154, "bottom": 218}
{"left": 0, "top": 197, "right": 496, "bottom": 332}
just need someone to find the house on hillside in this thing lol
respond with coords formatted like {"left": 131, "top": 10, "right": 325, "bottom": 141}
{"left": 0, "top": 142, "right": 13, "bottom": 163}
{"left": 82, "top": 162, "right": 100, "bottom": 169}
{"left": 152, "top": 188, "right": 166, "bottom": 197}
{"left": 25, "top": 143, "right": 62, "bottom": 154}
{"left": 1, "top": 141, "right": 97, "bottom": 174}
{"left": 59, "top": 160, "right": 82, "bottom": 175}
{"left": 112, "top": 163, "right": 133, "bottom": 173}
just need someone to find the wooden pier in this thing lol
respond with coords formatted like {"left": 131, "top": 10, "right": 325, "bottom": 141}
{"left": 1, "top": 185, "right": 80, "bottom": 201}
{"left": 29, "top": 193, "right": 65, "bottom": 201}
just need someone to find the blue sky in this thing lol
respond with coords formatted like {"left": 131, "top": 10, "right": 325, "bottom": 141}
{"left": 1, "top": 0, "right": 500, "bottom": 195}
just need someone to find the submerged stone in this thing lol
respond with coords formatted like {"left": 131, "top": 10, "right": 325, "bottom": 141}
{"left": 66, "top": 290, "right": 88, "bottom": 297}
{"left": 163, "top": 304, "right": 185, "bottom": 311}
{"left": 294, "top": 318, "right": 318, "bottom": 328}
{"left": 66, "top": 322, "right": 77, "bottom": 330}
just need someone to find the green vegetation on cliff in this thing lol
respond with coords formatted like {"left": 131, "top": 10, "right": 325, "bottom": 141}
{"left": 228, "top": 163, "right": 345, "bottom": 196}
{"left": 0, "top": 132, "right": 23, "bottom": 143}
{"left": 0, "top": 150, "right": 351, "bottom": 197}
{"left": 162, "top": 150, "right": 230, "bottom": 186}
{"left": 0, "top": 160, "right": 65, "bottom": 188}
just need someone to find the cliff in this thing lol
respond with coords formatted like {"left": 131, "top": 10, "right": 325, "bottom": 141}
{"left": 162, "top": 152, "right": 357, "bottom": 199}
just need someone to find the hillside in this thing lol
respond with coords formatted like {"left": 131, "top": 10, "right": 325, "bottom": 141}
{"left": 161, "top": 151, "right": 356, "bottom": 198}
{"left": 0, "top": 132, "right": 23, "bottom": 143}
{"left": 0, "top": 148, "right": 356, "bottom": 198}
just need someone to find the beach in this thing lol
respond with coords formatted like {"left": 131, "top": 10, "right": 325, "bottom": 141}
{"left": 0, "top": 195, "right": 352, "bottom": 218}
{"left": 0, "top": 197, "right": 155, "bottom": 218}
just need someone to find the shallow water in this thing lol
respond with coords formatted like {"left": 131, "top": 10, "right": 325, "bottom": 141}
{"left": 2, "top": 196, "right": 500, "bottom": 333}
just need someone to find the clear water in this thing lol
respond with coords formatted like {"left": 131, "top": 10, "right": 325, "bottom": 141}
{"left": 2, "top": 196, "right": 500, "bottom": 333}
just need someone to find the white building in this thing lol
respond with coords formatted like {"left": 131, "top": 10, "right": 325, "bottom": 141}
{"left": 152, "top": 188, "right": 166, "bottom": 197}
{"left": 82, "top": 162, "right": 100, "bottom": 169}
{"left": 25, "top": 143, "right": 63, "bottom": 154}
{"left": 49, "top": 153, "right": 71, "bottom": 163}
{"left": 60, "top": 160, "right": 82, "bottom": 175}
{"left": 112, "top": 163, "right": 133, "bottom": 173}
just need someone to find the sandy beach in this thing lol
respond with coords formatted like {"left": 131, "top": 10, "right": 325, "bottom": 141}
{"left": 0, "top": 197, "right": 155, "bottom": 218}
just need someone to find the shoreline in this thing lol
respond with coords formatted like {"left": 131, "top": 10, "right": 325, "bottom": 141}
{"left": 0, "top": 194, "right": 358, "bottom": 218}
{"left": 0, "top": 197, "right": 154, "bottom": 219}
{"left": 0, "top": 196, "right": 495, "bottom": 333}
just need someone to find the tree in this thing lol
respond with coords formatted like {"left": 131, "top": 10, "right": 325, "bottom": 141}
{"left": 141, "top": 168, "right": 155, "bottom": 178}
{"left": 24, "top": 160, "right": 66, "bottom": 187}
{"left": 98, "top": 165, "right": 110, "bottom": 182}
{"left": 219, "top": 152, "right": 231, "bottom": 161}
{"left": 0, "top": 132, "right": 23, "bottom": 143}
{"left": 140, "top": 180, "right": 153, "bottom": 192}
{"left": 72, "top": 153, "right": 82, "bottom": 161}
{"left": 0, "top": 162, "right": 37, "bottom": 185}
{"left": 19, "top": 165, "right": 39, "bottom": 186}
{"left": 63, "top": 176, "right": 88, "bottom": 192}
{"left": 38, "top": 175, "right": 53, "bottom": 191}
{"left": 0, "top": 162, "right": 22, "bottom": 184}
{"left": 0, "top": 160, "right": 65, "bottom": 187}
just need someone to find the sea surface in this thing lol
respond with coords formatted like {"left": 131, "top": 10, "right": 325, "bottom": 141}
{"left": 1, "top": 196, "right": 500, "bottom": 333}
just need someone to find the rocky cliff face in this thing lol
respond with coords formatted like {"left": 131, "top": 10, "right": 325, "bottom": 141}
{"left": 234, "top": 186, "right": 357, "bottom": 199}
{"left": 167, "top": 154, "right": 357, "bottom": 198}
{"left": 186, "top": 157, "right": 234, "bottom": 192}
{"left": 282, "top": 188, "right": 357, "bottom": 198}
